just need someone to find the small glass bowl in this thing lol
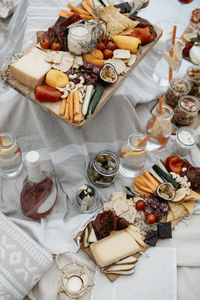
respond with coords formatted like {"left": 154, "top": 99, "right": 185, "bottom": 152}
{"left": 76, "top": 184, "right": 102, "bottom": 214}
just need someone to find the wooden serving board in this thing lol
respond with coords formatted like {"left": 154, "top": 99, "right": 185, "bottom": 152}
{"left": 1, "top": 26, "right": 162, "bottom": 129}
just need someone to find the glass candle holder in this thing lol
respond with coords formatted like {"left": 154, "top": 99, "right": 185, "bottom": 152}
{"left": 76, "top": 184, "right": 102, "bottom": 213}
{"left": 119, "top": 133, "right": 147, "bottom": 178}
{"left": 174, "top": 95, "right": 199, "bottom": 126}
{"left": 87, "top": 150, "right": 119, "bottom": 188}
{"left": 175, "top": 127, "right": 198, "bottom": 156}
{"left": 68, "top": 24, "right": 91, "bottom": 55}
{"left": 58, "top": 263, "right": 94, "bottom": 299}
{"left": 0, "top": 133, "right": 23, "bottom": 179}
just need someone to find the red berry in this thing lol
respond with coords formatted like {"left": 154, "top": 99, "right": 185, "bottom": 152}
{"left": 135, "top": 200, "right": 146, "bottom": 211}
{"left": 146, "top": 213, "right": 156, "bottom": 224}
{"left": 183, "top": 41, "right": 193, "bottom": 57}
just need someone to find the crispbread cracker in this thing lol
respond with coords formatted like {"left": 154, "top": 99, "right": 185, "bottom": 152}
{"left": 171, "top": 217, "right": 182, "bottom": 228}
{"left": 183, "top": 190, "right": 200, "bottom": 202}
{"left": 113, "top": 199, "right": 129, "bottom": 216}
{"left": 106, "top": 18, "right": 125, "bottom": 37}
{"left": 167, "top": 209, "right": 174, "bottom": 222}
{"left": 111, "top": 192, "right": 126, "bottom": 202}
{"left": 182, "top": 200, "right": 196, "bottom": 214}
{"left": 169, "top": 202, "right": 188, "bottom": 219}
{"left": 120, "top": 206, "right": 136, "bottom": 224}
{"left": 103, "top": 201, "right": 113, "bottom": 211}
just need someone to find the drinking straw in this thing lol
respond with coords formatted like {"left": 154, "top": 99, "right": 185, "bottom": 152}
{"left": 158, "top": 97, "right": 163, "bottom": 115}
{"left": 138, "top": 134, "right": 152, "bottom": 146}
{"left": 169, "top": 25, "right": 177, "bottom": 83}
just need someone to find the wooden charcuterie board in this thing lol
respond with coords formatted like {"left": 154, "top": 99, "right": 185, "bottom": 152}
{"left": 1, "top": 26, "right": 162, "bottom": 129}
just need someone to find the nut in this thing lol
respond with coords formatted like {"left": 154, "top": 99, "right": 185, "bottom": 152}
{"left": 66, "top": 82, "right": 76, "bottom": 91}
{"left": 61, "top": 90, "right": 68, "bottom": 98}
{"left": 69, "top": 74, "right": 77, "bottom": 79}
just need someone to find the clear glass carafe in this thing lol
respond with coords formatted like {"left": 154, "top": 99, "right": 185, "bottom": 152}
{"left": 119, "top": 133, "right": 147, "bottom": 178}
{"left": 153, "top": 38, "right": 185, "bottom": 87}
{"left": 146, "top": 104, "right": 174, "bottom": 153}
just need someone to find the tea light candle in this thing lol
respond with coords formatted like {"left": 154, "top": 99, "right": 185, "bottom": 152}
{"left": 66, "top": 276, "right": 83, "bottom": 293}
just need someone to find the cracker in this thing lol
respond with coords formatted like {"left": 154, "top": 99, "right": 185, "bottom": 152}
{"left": 46, "top": 50, "right": 63, "bottom": 64}
{"left": 167, "top": 209, "right": 175, "bottom": 222}
{"left": 111, "top": 192, "right": 126, "bottom": 202}
{"left": 107, "top": 58, "right": 127, "bottom": 75}
{"left": 183, "top": 190, "right": 200, "bottom": 202}
{"left": 171, "top": 217, "right": 182, "bottom": 228}
{"left": 182, "top": 200, "right": 196, "bottom": 214}
{"left": 169, "top": 202, "right": 188, "bottom": 219}
{"left": 113, "top": 199, "right": 129, "bottom": 216}
{"left": 120, "top": 207, "right": 136, "bottom": 224}
{"left": 103, "top": 201, "right": 113, "bottom": 211}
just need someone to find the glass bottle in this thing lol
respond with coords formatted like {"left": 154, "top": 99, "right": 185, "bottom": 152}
{"left": 68, "top": 24, "right": 91, "bottom": 55}
{"left": 165, "top": 77, "right": 191, "bottom": 108}
{"left": 146, "top": 104, "right": 174, "bottom": 153}
{"left": 20, "top": 151, "right": 58, "bottom": 219}
{"left": 0, "top": 132, "right": 23, "bottom": 179}
{"left": 119, "top": 133, "right": 147, "bottom": 178}
{"left": 87, "top": 150, "right": 119, "bottom": 188}
{"left": 152, "top": 38, "right": 185, "bottom": 87}
{"left": 175, "top": 127, "right": 198, "bottom": 156}
{"left": 174, "top": 95, "right": 199, "bottom": 126}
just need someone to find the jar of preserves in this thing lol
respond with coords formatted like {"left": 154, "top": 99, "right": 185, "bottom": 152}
{"left": 119, "top": 133, "right": 147, "bottom": 178}
{"left": 175, "top": 127, "right": 198, "bottom": 156}
{"left": 68, "top": 24, "right": 91, "bottom": 55}
{"left": 174, "top": 95, "right": 199, "bottom": 126}
{"left": 87, "top": 150, "right": 119, "bottom": 188}
{"left": 0, "top": 133, "right": 23, "bottom": 179}
{"left": 165, "top": 77, "right": 191, "bottom": 108}
{"left": 185, "top": 66, "right": 200, "bottom": 95}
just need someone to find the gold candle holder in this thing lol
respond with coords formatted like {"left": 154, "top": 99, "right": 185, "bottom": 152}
{"left": 58, "top": 263, "right": 94, "bottom": 299}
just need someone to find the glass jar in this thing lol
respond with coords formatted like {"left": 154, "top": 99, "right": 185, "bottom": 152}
{"left": 152, "top": 38, "right": 185, "bottom": 87}
{"left": 76, "top": 184, "right": 101, "bottom": 213}
{"left": 87, "top": 150, "right": 119, "bottom": 188}
{"left": 174, "top": 95, "right": 199, "bottom": 126}
{"left": 58, "top": 263, "right": 94, "bottom": 299}
{"left": 185, "top": 66, "right": 200, "bottom": 95}
{"left": 165, "top": 77, "right": 191, "bottom": 108}
{"left": 175, "top": 127, "right": 198, "bottom": 156}
{"left": 68, "top": 24, "right": 91, "bottom": 56}
{"left": 146, "top": 104, "right": 174, "bottom": 153}
{"left": 119, "top": 133, "right": 147, "bottom": 178}
{"left": 0, "top": 133, "right": 23, "bottom": 179}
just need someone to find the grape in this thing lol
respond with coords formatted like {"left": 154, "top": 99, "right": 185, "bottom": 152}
{"left": 160, "top": 202, "right": 169, "bottom": 213}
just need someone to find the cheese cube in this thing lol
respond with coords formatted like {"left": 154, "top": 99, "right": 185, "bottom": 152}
{"left": 90, "top": 230, "right": 140, "bottom": 268}
{"left": 10, "top": 47, "right": 51, "bottom": 88}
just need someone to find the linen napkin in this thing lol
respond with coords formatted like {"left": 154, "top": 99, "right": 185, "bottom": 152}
{"left": 0, "top": 211, "right": 53, "bottom": 300}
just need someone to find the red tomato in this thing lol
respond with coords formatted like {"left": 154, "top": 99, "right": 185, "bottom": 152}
{"left": 96, "top": 42, "right": 106, "bottom": 52}
{"left": 106, "top": 41, "right": 117, "bottom": 51}
{"left": 135, "top": 200, "right": 146, "bottom": 211}
{"left": 51, "top": 41, "right": 62, "bottom": 51}
{"left": 100, "top": 34, "right": 109, "bottom": 44}
{"left": 103, "top": 48, "right": 113, "bottom": 59}
{"left": 166, "top": 155, "right": 182, "bottom": 174}
{"left": 40, "top": 38, "right": 50, "bottom": 49}
{"left": 146, "top": 213, "right": 156, "bottom": 224}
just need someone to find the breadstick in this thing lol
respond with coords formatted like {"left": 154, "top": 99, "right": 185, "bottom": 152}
{"left": 67, "top": 3, "right": 89, "bottom": 15}
{"left": 65, "top": 96, "right": 70, "bottom": 120}
{"left": 69, "top": 91, "right": 74, "bottom": 122}
{"left": 60, "top": 98, "right": 67, "bottom": 116}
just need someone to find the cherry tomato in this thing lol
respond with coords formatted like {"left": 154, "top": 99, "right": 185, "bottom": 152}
{"left": 135, "top": 200, "right": 146, "bottom": 211}
{"left": 100, "top": 34, "right": 109, "bottom": 44}
{"left": 146, "top": 213, "right": 156, "bottom": 224}
{"left": 106, "top": 41, "right": 117, "bottom": 51}
{"left": 40, "top": 38, "right": 50, "bottom": 49}
{"left": 103, "top": 48, "right": 113, "bottom": 59}
{"left": 51, "top": 41, "right": 62, "bottom": 51}
{"left": 96, "top": 42, "right": 106, "bottom": 52}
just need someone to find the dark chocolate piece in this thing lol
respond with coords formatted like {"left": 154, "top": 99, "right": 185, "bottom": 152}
{"left": 114, "top": 2, "right": 132, "bottom": 13}
{"left": 158, "top": 222, "right": 172, "bottom": 239}
{"left": 144, "top": 230, "right": 158, "bottom": 247}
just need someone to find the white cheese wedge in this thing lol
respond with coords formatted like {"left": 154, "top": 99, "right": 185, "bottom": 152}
{"left": 90, "top": 230, "right": 140, "bottom": 268}
{"left": 10, "top": 48, "right": 51, "bottom": 88}
{"left": 88, "top": 223, "right": 97, "bottom": 243}
{"left": 113, "top": 49, "right": 131, "bottom": 59}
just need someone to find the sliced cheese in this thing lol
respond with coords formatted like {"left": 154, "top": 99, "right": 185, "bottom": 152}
{"left": 113, "top": 49, "right": 131, "bottom": 59}
{"left": 115, "top": 256, "right": 137, "bottom": 265}
{"left": 104, "top": 263, "right": 136, "bottom": 272}
{"left": 126, "top": 227, "right": 146, "bottom": 248}
{"left": 88, "top": 223, "right": 97, "bottom": 243}
{"left": 105, "top": 269, "right": 135, "bottom": 275}
{"left": 90, "top": 230, "right": 140, "bottom": 268}
{"left": 10, "top": 48, "right": 51, "bottom": 88}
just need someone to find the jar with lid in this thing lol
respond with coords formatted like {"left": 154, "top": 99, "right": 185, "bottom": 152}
{"left": 119, "top": 133, "right": 147, "bottom": 178}
{"left": 87, "top": 150, "right": 119, "bottom": 188}
{"left": 165, "top": 77, "right": 191, "bottom": 108}
{"left": 76, "top": 184, "right": 102, "bottom": 213}
{"left": 174, "top": 95, "right": 199, "bottom": 126}
{"left": 0, "top": 133, "right": 23, "bottom": 179}
{"left": 185, "top": 66, "right": 200, "bottom": 95}
{"left": 68, "top": 24, "right": 91, "bottom": 56}
{"left": 175, "top": 127, "right": 198, "bottom": 156}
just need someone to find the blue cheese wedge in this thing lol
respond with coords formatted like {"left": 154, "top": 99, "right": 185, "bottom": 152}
{"left": 46, "top": 50, "right": 63, "bottom": 64}
{"left": 90, "top": 230, "right": 140, "bottom": 268}
{"left": 10, "top": 47, "right": 51, "bottom": 88}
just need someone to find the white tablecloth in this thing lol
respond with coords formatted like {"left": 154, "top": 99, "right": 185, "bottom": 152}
{"left": 1, "top": 0, "right": 200, "bottom": 299}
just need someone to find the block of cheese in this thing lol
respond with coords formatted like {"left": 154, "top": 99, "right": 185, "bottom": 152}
{"left": 10, "top": 47, "right": 51, "bottom": 88}
{"left": 90, "top": 230, "right": 140, "bottom": 268}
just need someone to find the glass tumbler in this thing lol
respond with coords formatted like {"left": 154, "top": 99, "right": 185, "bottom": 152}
{"left": 0, "top": 133, "right": 23, "bottom": 179}
{"left": 174, "top": 95, "right": 199, "bottom": 126}
{"left": 165, "top": 77, "right": 191, "bottom": 108}
{"left": 119, "top": 133, "right": 147, "bottom": 178}
{"left": 153, "top": 38, "right": 185, "bottom": 87}
{"left": 175, "top": 127, "right": 198, "bottom": 156}
{"left": 146, "top": 104, "right": 174, "bottom": 153}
